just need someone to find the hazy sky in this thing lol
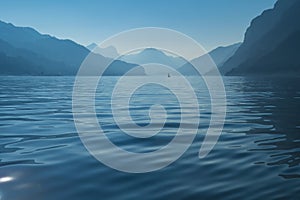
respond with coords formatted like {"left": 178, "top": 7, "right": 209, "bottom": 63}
{"left": 0, "top": 0, "right": 276, "bottom": 51}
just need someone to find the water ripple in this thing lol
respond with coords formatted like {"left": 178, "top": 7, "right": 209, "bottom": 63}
{"left": 0, "top": 76, "right": 299, "bottom": 200}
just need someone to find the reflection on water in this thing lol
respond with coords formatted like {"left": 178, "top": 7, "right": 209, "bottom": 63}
{"left": 0, "top": 76, "right": 299, "bottom": 200}
{"left": 228, "top": 77, "right": 300, "bottom": 179}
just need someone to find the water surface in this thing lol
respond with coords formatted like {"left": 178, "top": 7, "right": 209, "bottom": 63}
{"left": 0, "top": 76, "right": 299, "bottom": 200}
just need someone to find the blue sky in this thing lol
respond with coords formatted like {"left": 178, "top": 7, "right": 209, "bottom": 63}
{"left": 0, "top": 0, "right": 276, "bottom": 51}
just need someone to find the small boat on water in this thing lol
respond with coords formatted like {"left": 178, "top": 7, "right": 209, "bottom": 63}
{"left": 168, "top": 73, "right": 171, "bottom": 78}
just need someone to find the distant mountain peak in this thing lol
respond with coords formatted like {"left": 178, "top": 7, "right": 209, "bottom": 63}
{"left": 119, "top": 47, "right": 186, "bottom": 73}
{"left": 136, "top": 48, "right": 168, "bottom": 56}
{"left": 86, "top": 43, "right": 119, "bottom": 58}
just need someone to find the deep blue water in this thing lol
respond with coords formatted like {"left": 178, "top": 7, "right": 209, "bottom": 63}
{"left": 0, "top": 76, "right": 300, "bottom": 200}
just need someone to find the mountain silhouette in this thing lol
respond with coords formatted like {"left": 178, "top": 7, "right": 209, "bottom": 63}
{"left": 221, "top": 0, "right": 300, "bottom": 76}
{"left": 178, "top": 43, "right": 241, "bottom": 76}
{"left": 0, "top": 21, "right": 142, "bottom": 75}
{"left": 119, "top": 48, "right": 187, "bottom": 69}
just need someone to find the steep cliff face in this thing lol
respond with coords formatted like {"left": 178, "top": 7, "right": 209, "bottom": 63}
{"left": 221, "top": 0, "right": 300, "bottom": 76}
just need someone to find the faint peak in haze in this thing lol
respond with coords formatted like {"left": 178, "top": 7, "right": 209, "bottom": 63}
{"left": 119, "top": 48, "right": 186, "bottom": 70}
{"left": 86, "top": 43, "right": 119, "bottom": 59}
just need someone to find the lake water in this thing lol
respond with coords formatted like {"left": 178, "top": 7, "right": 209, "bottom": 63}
{"left": 0, "top": 76, "right": 299, "bottom": 200}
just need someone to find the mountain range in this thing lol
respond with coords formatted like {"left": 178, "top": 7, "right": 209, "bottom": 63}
{"left": 178, "top": 43, "right": 241, "bottom": 76}
{"left": 118, "top": 46, "right": 241, "bottom": 76}
{"left": 119, "top": 48, "right": 187, "bottom": 69}
{"left": 0, "top": 21, "right": 142, "bottom": 76}
{"left": 1, "top": 0, "right": 299, "bottom": 77}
